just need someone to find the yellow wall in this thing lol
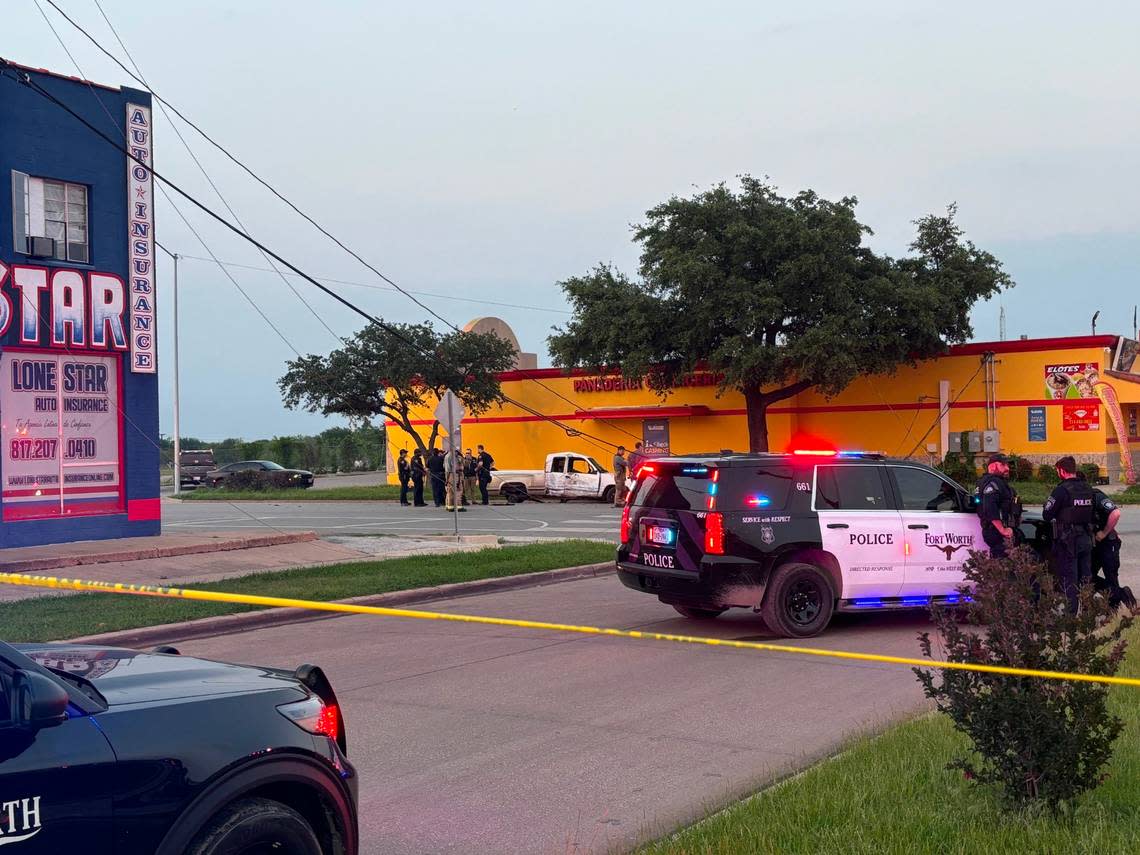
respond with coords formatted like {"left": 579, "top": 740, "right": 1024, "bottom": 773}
{"left": 386, "top": 337, "right": 1140, "bottom": 478}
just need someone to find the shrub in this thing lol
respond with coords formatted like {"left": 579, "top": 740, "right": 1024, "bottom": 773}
{"left": 915, "top": 546, "right": 1130, "bottom": 812}
{"left": 937, "top": 454, "right": 975, "bottom": 487}
{"left": 1006, "top": 454, "right": 1035, "bottom": 482}
{"left": 1080, "top": 463, "right": 1102, "bottom": 484}
{"left": 1036, "top": 463, "right": 1061, "bottom": 484}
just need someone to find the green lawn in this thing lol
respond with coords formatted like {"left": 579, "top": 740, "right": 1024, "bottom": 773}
{"left": 177, "top": 484, "right": 401, "bottom": 501}
{"left": 0, "top": 540, "right": 615, "bottom": 642}
{"left": 643, "top": 625, "right": 1140, "bottom": 855}
{"left": 1012, "top": 482, "right": 1140, "bottom": 505}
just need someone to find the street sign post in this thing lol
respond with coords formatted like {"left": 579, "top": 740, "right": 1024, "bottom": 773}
{"left": 434, "top": 390, "right": 467, "bottom": 539}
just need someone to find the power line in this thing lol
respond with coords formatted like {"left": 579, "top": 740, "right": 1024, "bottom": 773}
{"left": 14, "top": 8, "right": 293, "bottom": 534}
{"left": 37, "top": 0, "right": 639, "bottom": 445}
{"left": 90, "top": 0, "right": 342, "bottom": 345}
{"left": 0, "top": 62, "right": 623, "bottom": 452}
{"left": 28, "top": 0, "right": 303, "bottom": 358}
{"left": 902, "top": 358, "right": 988, "bottom": 459}
{"left": 170, "top": 253, "right": 572, "bottom": 315}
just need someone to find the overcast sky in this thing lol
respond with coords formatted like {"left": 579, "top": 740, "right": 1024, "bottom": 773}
{"left": 8, "top": 1, "right": 1139, "bottom": 439}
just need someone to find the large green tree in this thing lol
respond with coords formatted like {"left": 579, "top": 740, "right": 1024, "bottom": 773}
{"left": 279, "top": 321, "right": 517, "bottom": 452}
{"left": 548, "top": 177, "right": 1012, "bottom": 452}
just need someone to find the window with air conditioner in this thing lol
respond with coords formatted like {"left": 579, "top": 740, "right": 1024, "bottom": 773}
{"left": 11, "top": 172, "right": 90, "bottom": 264}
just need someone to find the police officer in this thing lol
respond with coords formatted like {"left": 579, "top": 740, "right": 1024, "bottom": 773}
{"left": 1042, "top": 456, "right": 1096, "bottom": 613}
{"left": 977, "top": 452, "right": 1016, "bottom": 558}
{"left": 1088, "top": 477, "right": 1136, "bottom": 609}
{"left": 396, "top": 449, "right": 411, "bottom": 506}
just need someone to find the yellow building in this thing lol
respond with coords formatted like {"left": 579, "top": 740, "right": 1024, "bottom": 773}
{"left": 386, "top": 328, "right": 1140, "bottom": 483}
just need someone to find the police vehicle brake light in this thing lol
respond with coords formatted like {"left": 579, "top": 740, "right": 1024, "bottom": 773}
{"left": 620, "top": 504, "right": 632, "bottom": 543}
{"left": 704, "top": 512, "right": 725, "bottom": 554}
{"left": 277, "top": 695, "right": 340, "bottom": 742}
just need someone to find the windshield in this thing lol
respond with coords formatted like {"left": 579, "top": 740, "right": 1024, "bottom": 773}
{"left": 259, "top": 461, "right": 285, "bottom": 470}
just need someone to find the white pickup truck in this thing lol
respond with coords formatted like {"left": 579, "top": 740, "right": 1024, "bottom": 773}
{"left": 489, "top": 451, "right": 618, "bottom": 504}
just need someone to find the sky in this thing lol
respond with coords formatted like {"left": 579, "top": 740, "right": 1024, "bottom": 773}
{"left": 7, "top": 0, "right": 1140, "bottom": 439}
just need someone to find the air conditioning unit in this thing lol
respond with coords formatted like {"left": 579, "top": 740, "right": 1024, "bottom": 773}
{"left": 26, "top": 236, "right": 56, "bottom": 258}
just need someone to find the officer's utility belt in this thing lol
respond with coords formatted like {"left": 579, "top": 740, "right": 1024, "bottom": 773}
{"left": 1052, "top": 520, "right": 1094, "bottom": 539}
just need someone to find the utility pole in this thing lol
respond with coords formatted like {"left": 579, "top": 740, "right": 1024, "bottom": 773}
{"left": 999, "top": 305, "right": 1006, "bottom": 342}
{"left": 1092, "top": 310, "right": 1100, "bottom": 336}
{"left": 159, "top": 244, "right": 182, "bottom": 493}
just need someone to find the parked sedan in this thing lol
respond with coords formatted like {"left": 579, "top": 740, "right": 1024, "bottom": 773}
{"left": 206, "top": 460, "right": 315, "bottom": 489}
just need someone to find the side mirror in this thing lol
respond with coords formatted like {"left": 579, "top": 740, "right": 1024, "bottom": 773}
{"left": 12, "top": 670, "right": 69, "bottom": 730}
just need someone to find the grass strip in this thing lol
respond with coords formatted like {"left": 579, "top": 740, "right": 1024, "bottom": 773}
{"left": 642, "top": 623, "right": 1140, "bottom": 855}
{"left": 0, "top": 540, "right": 615, "bottom": 643}
{"left": 177, "top": 484, "right": 401, "bottom": 501}
{"left": 1010, "top": 481, "right": 1140, "bottom": 505}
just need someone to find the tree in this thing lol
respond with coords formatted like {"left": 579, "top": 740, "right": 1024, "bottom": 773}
{"left": 279, "top": 321, "right": 517, "bottom": 452}
{"left": 548, "top": 177, "right": 1012, "bottom": 452}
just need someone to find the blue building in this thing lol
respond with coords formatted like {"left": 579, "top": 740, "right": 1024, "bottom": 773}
{"left": 0, "top": 62, "right": 160, "bottom": 547}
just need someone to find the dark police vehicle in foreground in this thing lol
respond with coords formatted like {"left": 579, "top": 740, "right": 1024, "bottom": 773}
{"left": 0, "top": 640, "right": 357, "bottom": 854}
{"left": 618, "top": 450, "right": 1046, "bottom": 638}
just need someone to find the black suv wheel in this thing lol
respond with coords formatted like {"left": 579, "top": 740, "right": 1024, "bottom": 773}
{"left": 761, "top": 563, "right": 834, "bottom": 638}
{"left": 188, "top": 797, "right": 322, "bottom": 855}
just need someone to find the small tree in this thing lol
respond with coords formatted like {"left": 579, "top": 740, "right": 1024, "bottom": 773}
{"left": 915, "top": 546, "right": 1130, "bottom": 812}
{"left": 549, "top": 178, "right": 1011, "bottom": 451}
{"left": 279, "top": 321, "right": 517, "bottom": 453}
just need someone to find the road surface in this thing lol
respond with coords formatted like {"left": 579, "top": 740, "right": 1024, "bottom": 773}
{"left": 176, "top": 576, "right": 1020, "bottom": 854}
{"left": 163, "top": 498, "right": 622, "bottom": 541}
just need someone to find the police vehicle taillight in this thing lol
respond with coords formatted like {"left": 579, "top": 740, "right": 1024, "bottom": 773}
{"left": 620, "top": 503, "right": 632, "bottom": 543}
{"left": 704, "top": 512, "right": 725, "bottom": 554}
{"left": 277, "top": 695, "right": 340, "bottom": 742}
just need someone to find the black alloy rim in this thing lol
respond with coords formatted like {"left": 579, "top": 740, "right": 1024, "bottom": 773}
{"left": 785, "top": 577, "right": 823, "bottom": 626}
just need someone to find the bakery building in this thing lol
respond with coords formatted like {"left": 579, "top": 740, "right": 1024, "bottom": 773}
{"left": 386, "top": 320, "right": 1140, "bottom": 484}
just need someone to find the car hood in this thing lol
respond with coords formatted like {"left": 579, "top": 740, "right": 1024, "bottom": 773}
{"left": 14, "top": 644, "right": 305, "bottom": 706}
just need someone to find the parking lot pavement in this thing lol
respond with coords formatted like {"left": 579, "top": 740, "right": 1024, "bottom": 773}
{"left": 162, "top": 499, "right": 622, "bottom": 541}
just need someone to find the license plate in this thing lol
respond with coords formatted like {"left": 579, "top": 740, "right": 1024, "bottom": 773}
{"left": 645, "top": 524, "right": 677, "bottom": 547}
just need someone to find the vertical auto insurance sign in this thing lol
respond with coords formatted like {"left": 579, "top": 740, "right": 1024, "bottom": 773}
{"left": 1, "top": 353, "right": 123, "bottom": 519}
{"left": 127, "top": 102, "right": 156, "bottom": 374}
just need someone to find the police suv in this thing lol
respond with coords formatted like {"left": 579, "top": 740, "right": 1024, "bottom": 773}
{"left": 0, "top": 640, "right": 357, "bottom": 854}
{"left": 617, "top": 451, "right": 1046, "bottom": 637}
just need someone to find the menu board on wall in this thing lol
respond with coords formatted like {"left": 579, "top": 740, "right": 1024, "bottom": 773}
{"left": 1, "top": 352, "right": 123, "bottom": 520}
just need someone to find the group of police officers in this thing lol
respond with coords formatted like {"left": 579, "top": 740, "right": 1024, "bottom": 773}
{"left": 977, "top": 452, "right": 1135, "bottom": 612}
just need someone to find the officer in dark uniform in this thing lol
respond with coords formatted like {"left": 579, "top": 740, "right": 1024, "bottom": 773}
{"left": 1088, "top": 477, "right": 1136, "bottom": 609}
{"left": 977, "top": 452, "right": 1016, "bottom": 558}
{"left": 1042, "top": 456, "right": 1096, "bottom": 613}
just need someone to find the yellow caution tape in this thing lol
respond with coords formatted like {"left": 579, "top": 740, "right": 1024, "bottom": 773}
{"left": 2, "top": 571, "right": 1138, "bottom": 688}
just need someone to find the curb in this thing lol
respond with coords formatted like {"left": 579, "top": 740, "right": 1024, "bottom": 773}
{"left": 65, "top": 561, "right": 617, "bottom": 648}
{"left": 3, "top": 531, "right": 319, "bottom": 574}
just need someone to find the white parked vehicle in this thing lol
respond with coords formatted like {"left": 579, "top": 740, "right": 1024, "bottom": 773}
{"left": 489, "top": 452, "right": 617, "bottom": 504}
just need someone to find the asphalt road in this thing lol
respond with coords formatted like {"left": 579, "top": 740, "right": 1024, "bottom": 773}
{"left": 162, "top": 498, "right": 623, "bottom": 541}
{"left": 181, "top": 575, "right": 948, "bottom": 854}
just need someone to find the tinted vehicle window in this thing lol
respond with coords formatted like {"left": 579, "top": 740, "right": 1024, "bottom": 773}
{"left": 630, "top": 464, "right": 793, "bottom": 511}
{"left": 815, "top": 465, "right": 889, "bottom": 511}
{"left": 550, "top": 457, "right": 565, "bottom": 473}
{"left": 181, "top": 453, "right": 214, "bottom": 465}
{"left": 891, "top": 466, "right": 961, "bottom": 512}
{"left": 720, "top": 465, "right": 794, "bottom": 510}
{"left": 631, "top": 472, "right": 710, "bottom": 511}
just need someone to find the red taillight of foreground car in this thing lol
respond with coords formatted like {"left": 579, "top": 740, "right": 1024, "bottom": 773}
{"left": 704, "top": 512, "right": 725, "bottom": 554}
{"left": 277, "top": 695, "right": 340, "bottom": 743}
{"left": 620, "top": 503, "right": 632, "bottom": 543}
